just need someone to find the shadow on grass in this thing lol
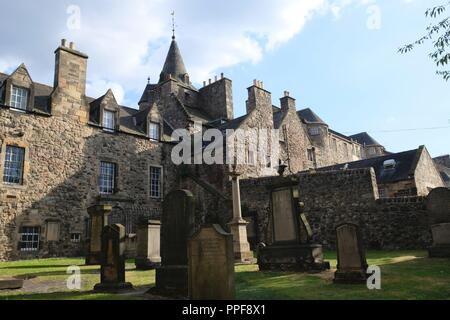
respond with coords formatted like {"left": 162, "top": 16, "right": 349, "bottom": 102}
{"left": 0, "top": 284, "right": 154, "bottom": 301}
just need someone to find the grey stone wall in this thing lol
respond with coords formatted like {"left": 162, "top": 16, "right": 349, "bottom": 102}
{"left": 239, "top": 169, "right": 432, "bottom": 250}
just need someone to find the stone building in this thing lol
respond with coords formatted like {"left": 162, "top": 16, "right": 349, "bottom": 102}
{"left": 0, "top": 36, "right": 445, "bottom": 260}
{"left": 318, "top": 146, "right": 444, "bottom": 198}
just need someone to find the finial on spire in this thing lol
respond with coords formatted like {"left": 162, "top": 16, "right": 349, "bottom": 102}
{"left": 171, "top": 11, "right": 176, "bottom": 40}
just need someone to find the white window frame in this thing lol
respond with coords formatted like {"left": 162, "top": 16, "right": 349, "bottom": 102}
{"left": 20, "top": 226, "right": 40, "bottom": 252}
{"left": 148, "top": 122, "right": 160, "bottom": 141}
{"left": 149, "top": 165, "right": 163, "bottom": 199}
{"left": 10, "top": 85, "right": 28, "bottom": 111}
{"left": 307, "top": 149, "right": 315, "bottom": 162}
{"left": 309, "top": 127, "right": 320, "bottom": 136}
{"left": 99, "top": 161, "right": 116, "bottom": 194}
{"left": 103, "top": 110, "right": 116, "bottom": 132}
{"left": 70, "top": 233, "right": 81, "bottom": 243}
{"left": 3, "top": 145, "right": 25, "bottom": 185}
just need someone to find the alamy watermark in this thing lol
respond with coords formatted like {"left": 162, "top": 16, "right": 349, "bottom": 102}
{"left": 66, "top": 266, "right": 81, "bottom": 290}
{"left": 367, "top": 265, "right": 381, "bottom": 290}
{"left": 170, "top": 122, "right": 281, "bottom": 166}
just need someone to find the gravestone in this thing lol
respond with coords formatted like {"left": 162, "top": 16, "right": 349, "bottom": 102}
{"left": 135, "top": 220, "right": 161, "bottom": 270}
{"left": 94, "top": 224, "right": 133, "bottom": 292}
{"left": 152, "top": 190, "right": 195, "bottom": 297}
{"left": 188, "top": 225, "right": 235, "bottom": 300}
{"left": 427, "top": 188, "right": 450, "bottom": 257}
{"left": 258, "top": 185, "right": 329, "bottom": 272}
{"left": 334, "top": 223, "right": 368, "bottom": 284}
{"left": 86, "top": 204, "right": 112, "bottom": 265}
{"left": 0, "top": 278, "right": 24, "bottom": 290}
{"left": 427, "top": 188, "right": 450, "bottom": 225}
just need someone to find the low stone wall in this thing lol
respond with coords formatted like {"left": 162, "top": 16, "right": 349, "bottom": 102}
{"left": 240, "top": 169, "right": 432, "bottom": 250}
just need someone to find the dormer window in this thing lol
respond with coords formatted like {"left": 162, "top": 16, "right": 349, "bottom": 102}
{"left": 383, "top": 159, "right": 396, "bottom": 170}
{"left": 103, "top": 110, "right": 116, "bottom": 132}
{"left": 10, "top": 85, "right": 28, "bottom": 111}
{"left": 309, "top": 127, "right": 320, "bottom": 136}
{"left": 148, "top": 122, "right": 160, "bottom": 141}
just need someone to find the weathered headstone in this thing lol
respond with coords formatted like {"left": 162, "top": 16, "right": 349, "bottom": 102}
{"left": 427, "top": 188, "right": 450, "bottom": 225}
{"left": 94, "top": 224, "right": 133, "bottom": 292}
{"left": 334, "top": 223, "right": 368, "bottom": 284}
{"left": 0, "top": 278, "right": 24, "bottom": 290}
{"left": 135, "top": 220, "right": 161, "bottom": 270}
{"left": 188, "top": 224, "right": 235, "bottom": 300}
{"left": 258, "top": 185, "right": 329, "bottom": 272}
{"left": 429, "top": 223, "right": 450, "bottom": 258}
{"left": 153, "top": 190, "right": 195, "bottom": 297}
{"left": 427, "top": 188, "right": 450, "bottom": 258}
{"left": 86, "top": 204, "right": 112, "bottom": 265}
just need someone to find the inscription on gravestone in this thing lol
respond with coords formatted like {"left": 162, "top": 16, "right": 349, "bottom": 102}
{"left": 188, "top": 225, "right": 235, "bottom": 300}
{"left": 272, "top": 188, "right": 297, "bottom": 243}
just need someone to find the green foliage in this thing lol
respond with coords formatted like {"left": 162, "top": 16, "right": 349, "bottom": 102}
{"left": 399, "top": 1, "right": 450, "bottom": 81}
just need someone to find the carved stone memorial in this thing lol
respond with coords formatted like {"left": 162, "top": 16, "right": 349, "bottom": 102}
{"left": 188, "top": 224, "right": 235, "bottom": 300}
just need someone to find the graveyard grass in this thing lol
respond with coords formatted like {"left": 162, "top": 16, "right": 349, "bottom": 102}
{"left": 0, "top": 251, "right": 449, "bottom": 300}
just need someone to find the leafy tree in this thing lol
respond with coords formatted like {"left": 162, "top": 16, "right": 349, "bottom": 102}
{"left": 399, "top": 1, "right": 450, "bottom": 81}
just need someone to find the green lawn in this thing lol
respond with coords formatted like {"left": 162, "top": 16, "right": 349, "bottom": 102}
{"left": 0, "top": 251, "right": 449, "bottom": 300}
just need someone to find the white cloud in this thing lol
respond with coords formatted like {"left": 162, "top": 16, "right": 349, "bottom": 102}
{"left": 0, "top": 0, "right": 380, "bottom": 106}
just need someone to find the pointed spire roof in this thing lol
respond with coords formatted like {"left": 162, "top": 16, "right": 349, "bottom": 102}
{"left": 159, "top": 38, "right": 188, "bottom": 84}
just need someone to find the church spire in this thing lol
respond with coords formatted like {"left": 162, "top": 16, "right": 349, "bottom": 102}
{"left": 159, "top": 12, "right": 189, "bottom": 85}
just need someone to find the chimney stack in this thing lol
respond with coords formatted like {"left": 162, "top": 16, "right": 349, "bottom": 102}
{"left": 280, "top": 90, "right": 296, "bottom": 113}
{"left": 246, "top": 79, "right": 272, "bottom": 115}
{"left": 53, "top": 39, "right": 88, "bottom": 111}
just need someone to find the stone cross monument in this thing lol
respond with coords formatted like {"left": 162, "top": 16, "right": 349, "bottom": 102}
{"left": 227, "top": 168, "right": 254, "bottom": 263}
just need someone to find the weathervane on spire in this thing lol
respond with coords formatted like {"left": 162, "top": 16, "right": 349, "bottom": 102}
{"left": 171, "top": 11, "right": 176, "bottom": 40}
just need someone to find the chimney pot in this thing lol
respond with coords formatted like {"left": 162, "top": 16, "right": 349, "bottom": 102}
{"left": 69, "top": 42, "right": 75, "bottom": 50}
{"left": 284, "top": 91, "right": 290, "bottom": 97}
{"left": 61, "top": 39, "right": 67, "bottom": 47}
{"left": 221, "top": 73, "right": 224, "bottom": 79}
{"left": 215, "top": 75, "right": 218, "bottom": 82}
{"left": 209, "top": 79, "right": 212, "bottom": 85}
{"left": 203, "top": 81, "right": 206, "bottom": 87}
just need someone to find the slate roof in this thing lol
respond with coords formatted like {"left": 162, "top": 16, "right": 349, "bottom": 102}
{"left": 318, "top": 147, "right": 423, "bottom": 184}
{"left": 218, "top": 114, "right": 249, "bottom": 131}
{"left": 297, "top": 108, "right": 327, "bottom": 125}
{"left": 349, "top": 132, "right": 381, "bottom": 146}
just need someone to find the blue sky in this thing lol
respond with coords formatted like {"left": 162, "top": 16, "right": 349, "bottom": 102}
{"left": 0, "top": 0, "right": 448, "bottom": 156}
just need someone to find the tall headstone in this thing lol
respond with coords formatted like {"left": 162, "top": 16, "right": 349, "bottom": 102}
{"left": 135, "top": 220, "right": 161, "bottom": 270}
{"left": 334, "top": 223, "right": 368, "bottom": 284}
{"left": 427, "top": 188, "right": 450, "bottom": 258}
{"left": 258, "top": 185, "right": 329, "bottom": 272}
{"left": 228, "top": 170, "right": 254, "bottom": 263}
{"left": 94, "top": 224, "right": 133, "bottom": 292}
{"left": 188, "top": 225, "right": 235, "bottom": 300}
{"left": 86, "top": 204, "right": 112, "bottom": 265}
{"left": 153, "top": 190, "right": 195, "bottom": 297}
